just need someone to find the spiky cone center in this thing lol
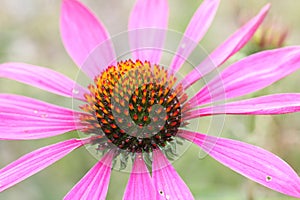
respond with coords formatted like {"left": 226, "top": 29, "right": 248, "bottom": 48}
{"left": 80, "top": 60, "right": 189, "bottom": 153}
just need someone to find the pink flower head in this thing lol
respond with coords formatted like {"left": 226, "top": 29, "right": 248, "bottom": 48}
{"left": 1, "top": 0, "right": 300, "bottom": 199}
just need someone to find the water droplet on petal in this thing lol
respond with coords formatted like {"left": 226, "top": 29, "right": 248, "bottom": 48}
{"left": 41, "top": 114, "right": 48, "bottom": 118}
{"left": 180, "top": 43, "right": 186, "bottom": 49}
{"left": 33, "top": 110, "right": 38, "bottom": 114}
{"left": 72, "top": 89, "right": 79, "bottom": 94}
{"left": 266, "top": 176, "right": 272, "bottom": 182}
{"left": 166, "top": 194, "right": 170, "bottom": 199}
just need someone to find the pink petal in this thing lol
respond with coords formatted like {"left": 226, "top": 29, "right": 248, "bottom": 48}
{"left": 0, "top": 94, "right": 84, "bottom": 140}
{"left": 0, "top": 94, "right": 80, "bottom": 119}
{"left": 152, "top": 150, "right": 194, "bottom": 200}
{"left": 0, "top": 63, "right": 88, "bottom": 101}
{"left": 0, "top": 139, "right": 84, "bottom": 192}
{"left": 64, "top": 152, "right": 113, "bottom": 200}
{"left": 189, "top": 46, "right": 300, "bottom": 107}
{"left": 0, "top": 113, "right": 80, "bottom": 140}
{"left": 180, "top": 130, "right": 300, "bottom": 198}
{"left": 185, "top": 93, "right": 300, "bottom": 119}
{"left": 61, "top": 0, "right": 116, "bottom": 78}
{"left": 182, "top": 4, "right": 270, "bottom": 90}
{"left": 169, "top": 0, "right": 220, "bottom": 73}
{"left": 128, "top": 0, "right": 169, "bottom": 64}
{"left": 123, "top": 154, "right": 158, "bottom": 200}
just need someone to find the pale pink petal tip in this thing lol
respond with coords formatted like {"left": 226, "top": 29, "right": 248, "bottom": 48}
{"left": 123, "top": 154, "right": 158, "bottom": 200}
{"left": 61, "top": 0, "right": 115, "bottom": 78}
{"left": 0, "top": 139, "right": 84, "bottom": 192}
{"left": 181, "top": 131, "right": 300, "bottom": 198}
{"left": 64, "top": 152, "right": 114, "bottom": 200}
{"left": 153, "top": 150, "right": 194, "bottom": 200}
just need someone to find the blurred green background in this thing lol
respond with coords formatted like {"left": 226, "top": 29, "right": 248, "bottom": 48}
{"left": 1, "top": 0, "right": 300, "bottom": 199}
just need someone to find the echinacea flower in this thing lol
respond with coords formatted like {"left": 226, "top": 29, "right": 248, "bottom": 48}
{"left": 1, "top": 0, "right": 300, "bottom": 199}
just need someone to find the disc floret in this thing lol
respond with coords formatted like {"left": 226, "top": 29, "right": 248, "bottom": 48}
{"left": 80, "top": 60, "right": 188, "bottom": 153}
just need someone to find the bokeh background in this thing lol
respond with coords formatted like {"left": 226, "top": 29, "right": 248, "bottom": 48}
{"left": 1, "top": 0, "right": 300, "bottom": 199}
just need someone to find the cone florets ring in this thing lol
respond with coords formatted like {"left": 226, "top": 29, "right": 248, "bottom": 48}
{"left": 80, "top": 60, "right": 189, "bottom": 153}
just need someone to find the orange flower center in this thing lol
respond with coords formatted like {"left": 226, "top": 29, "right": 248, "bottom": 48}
{"left": 80, "top": 60, "right": 188, "bottom": 153}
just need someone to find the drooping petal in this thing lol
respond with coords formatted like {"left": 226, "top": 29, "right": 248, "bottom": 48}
{"left": 180, "top": 130, "right": 300, "bottom": 198}
{"left": 123, "top": 154, "right": 158, "bottom": 200}
{"left": 182, "top": 4, "right": 270, "bottom": 90}
{"left": 0, "top": 139, "right": 84, "bottom": 192}
{"left": 128, "top": 0, "right": 169, "bottom": 64}
{"left": 0, "top": 63, "right": 88, "bottom": 101}
{"left": 189, "top": 46, "right": 300, "bottom": 107}
{"left": 64, "top": 152, "right": 113, "bottom": 200}
{"left": 0, "top": 94, "right": 84, "bottom": 140}
{"left": 185, "top": 93, "right": 300, "bottom": 119}
{"left": 152, "top": 150, "right": 194, "bottom": 200}
{"left": 169, "top": 0, "right": 220, "bottom": 73}
{"left": 61, "top": 0, "right": 116, "bottom": 78}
